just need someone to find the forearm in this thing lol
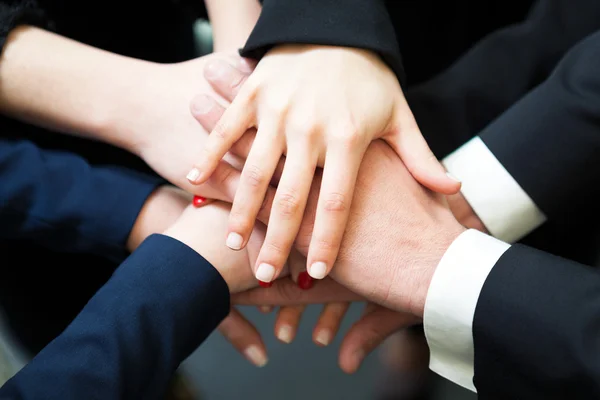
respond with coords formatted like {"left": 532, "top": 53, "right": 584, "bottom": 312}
{"left": 204, "top": 0, "right": 261, "bottom": 52}
{"left": 0, "top": 235, "right": 230, "bottom": 399}
{"left": 0, "top": 139, "right": 161, "bottom": 262}
{"left": 0, "top": 25, "right": 156, "bottom": 150}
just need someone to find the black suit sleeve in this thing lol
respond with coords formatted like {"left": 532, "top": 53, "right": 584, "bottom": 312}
{"left": 240, "top": 0, "right": 404, "bottom": 83}
{"left": 0, "top": 1, "right": 51, "bottom": 50}
{"left": 407, "top": 0, "right": 600, "bottom": 158}
{"left": 477, "top": 30, "right": 600, "bottom": 224}
{"left": 473, "top": 244, "right": 600, "bottom": 399}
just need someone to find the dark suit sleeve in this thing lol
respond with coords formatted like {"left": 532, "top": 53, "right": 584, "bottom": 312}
{"left": 477, "top": 30, "right": 600, "bottom": 224}
{"left": 0, "top": 0, "right": 52, "bottom": 50}
{"left": 473, "top": 244, "right": 600, "bottom": 399}
{"left": 0, "top": 139, "right": 161, "bottom": 262}
{"left": 240, "top": 0, "right": 404, "bottom": 83}
{"left": 0, "top": 234, "right": 230, "bottom": 400}
{"left": 407, "top": 0, "right": 600, "bottom": 158}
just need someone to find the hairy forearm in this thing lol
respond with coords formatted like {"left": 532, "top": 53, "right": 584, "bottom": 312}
{"left": 0, "top": 26, "right": 156, "bottom": 149}
{"left": 205, "top": 0, "right": 261, "bottom": 52}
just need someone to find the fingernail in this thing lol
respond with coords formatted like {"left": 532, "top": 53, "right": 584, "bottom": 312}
{"left": 192, "top": 196, "right": 206, "bottom": 207}
{"left": 237, "top": 57, "right": 256, "bottom": 73}
{"left": 190, "top": 95, "right": 214, "bottom": 115}
{"left": 446, "top": 172, "right": 461, "bottom": 183}
{"left": 226, "top": 232, "right": 244, "bottom": 250}
{"left": 297, "top": 271, "right": 314, "bottom": 290}
{"left": 259, "top": 305, "right": 273, "bottom": 313}
{"left": 315, "top": 330, "right": 332, "bottom": 346}
{"left": 309, "top": 262, "right": 327, "bottom": 279}
{"left": 204, "top": 60, "right": 233, "bottom": 80}
{"left": 256, "top": 263, "right": 276, "bottom": 282}
{"left": 277, "top": 325, "right": 294, "bottom": 344}
{"left": 244, "top": 345, "right": 268, "bottom": 367}
{"left": 258, "top": 280, "right": 273, "bottom": 288}
{"left": 186, "top": 168, "right": 201, "bottom": 183}
{"left": 352, "top": 350, "right": 366, "bottom": 369}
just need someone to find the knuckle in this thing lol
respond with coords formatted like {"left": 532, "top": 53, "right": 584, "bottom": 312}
{"left": 276, "top": 190, "right": 302, "bottom": 219}
{"left": 276, "top": 280, "right": 299, "bottom": 302}
{"left": 330, "top": 121, "right": 364, "bottom": 148}
{"left": 208, "top": 164, "right": 235, "bottom": 190}
{"left": 244, "top": 164, "right": 268, "bottom": 188}
{"left": 228, "top": 210, "right": 253, "bottom": 234}
{"left": 212, "top": 119, "right": 230, "bottom": 141}
{"left": 264, "top": 239, "right": 287, "bottom": 258}
{"left": 313, "top": 236, "right": 337, "bottom": 252}
{"left": 323, "top": 192, "right": 348, "bottom": 213}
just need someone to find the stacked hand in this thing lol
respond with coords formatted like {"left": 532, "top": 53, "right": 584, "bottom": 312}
{"left": 125, "top": 52, "right": 485, "bottom": 373}
{"left": 186, "top": 45, "right": 461, "bottom": 286}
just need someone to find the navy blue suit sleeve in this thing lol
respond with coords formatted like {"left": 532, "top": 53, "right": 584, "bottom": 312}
{"left": 0, "top": 139, "right": 161, "bottom": 262}
{"left": 0, "top": 234, "right": 231, "bottom": 400}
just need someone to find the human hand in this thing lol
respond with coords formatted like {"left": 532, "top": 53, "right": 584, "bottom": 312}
{"left": 109, "top": 53, "right": 255, "bottom": 202}
{"left": 447, "top": 191, "right": 488, "bottom": 233}
{"left": 187, "top": 46, "right": 460, "bottom": 285}
{"left": 127, "top": 185, "right": 191, "bottom": 252}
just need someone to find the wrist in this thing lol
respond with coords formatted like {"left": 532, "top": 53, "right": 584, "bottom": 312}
{"left": 162, "top": 203, "right": 257, "bottom": 294}
{"left": 93, "top": 59, "right": 164, "bottom": 154}
{"left": 404, "top": 224, "right": 467, "bottom": 318}
{"left": 127, "top": 186, "right": 190, "bottom": 252}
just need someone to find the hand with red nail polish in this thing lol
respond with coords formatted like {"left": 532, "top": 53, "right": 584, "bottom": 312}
{"left": 297, "top": 271, "right": 314, "bottom": 290}
{"left": 192, "top": 196, "right": 206, "bottom": 207}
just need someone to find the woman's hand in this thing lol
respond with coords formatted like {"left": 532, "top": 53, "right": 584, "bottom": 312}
{"left": 187, "top": 45, "right": 460, "bottom": 285}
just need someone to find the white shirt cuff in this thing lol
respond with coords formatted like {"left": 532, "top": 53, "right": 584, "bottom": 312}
{"left": 443, "top": 137, "right": 547, "bottom": 243}
{"left": 423, "top": 229, "right": 510, "bottom": 392}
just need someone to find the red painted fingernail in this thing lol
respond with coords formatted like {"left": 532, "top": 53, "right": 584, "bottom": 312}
{"left": 258, "top": 280, "right": 273, "bottom": 288}
{"left": 297, "top": 271, "right": 314, "bottom": 290}
{"left": 192, "top": 196, "right": 206, "bottom": 207}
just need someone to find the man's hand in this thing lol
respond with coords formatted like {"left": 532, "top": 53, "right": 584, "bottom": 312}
{"left": 447, "top": 191, "right": 488, "bottom": 233}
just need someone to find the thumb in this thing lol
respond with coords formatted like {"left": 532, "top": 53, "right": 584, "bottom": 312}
{"left": 204, "top": 57, "right": 252, "bottom": 102}
{"left": 385, "top": 122, "right": 461, "bottom": 195}
{"left": 338, "top": 306, "right": 419, "bottom": 374}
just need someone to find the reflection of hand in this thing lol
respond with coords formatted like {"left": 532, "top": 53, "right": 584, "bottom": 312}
{"left": 188, "top": 46, "right": 460, "bottom": 285}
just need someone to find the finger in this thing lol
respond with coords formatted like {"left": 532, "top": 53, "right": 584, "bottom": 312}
{"left": 313, "top": 302, "right": 350, "bottom": 347}
{"left": 258, "top": 305, "right": 274, "bottom": 314}
{"left": 177, "top": 161, "right": 241, "bottom": 202}
{"left": 226, "top": 123, "right": 284, "bottom": 253}
{"left": 204, "top": 58, "right": 252, "bottom": 102}
{"left": 385, "top": 127, "right": 461, "bottom": 195}
{"left": 274, "top": 305, "right": 306, "bottom": 344}
{"left": 230, "top": 132, "right": 285, "bottom": 185}
{"left": 190, "top": 94, "right": 227, "bottom": 131}
{"left": 306, "top": 144, "right": 366, "bottom": 279}
{"left": 192, "top": 195, "right": 216, "bottom": 208}
{"left": 187, "top": 96, "right": 255, "bottom": 185}
{"left": 338, "top": 308, "right": 419, "bottom": 374}
{"left": 232, "top": 278, "right": 362, "bottom": 306}
{"left": 289, "top": 249, "right": 314, "bottom": 290}
{"left": 218, "top": 308, "right": 268, "bottom": 367}
{"left": 254, "top": 147, "right": 317, "bottom": 283}
{"left": 190, "top": 95, "right": 269, "bottom": 169}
